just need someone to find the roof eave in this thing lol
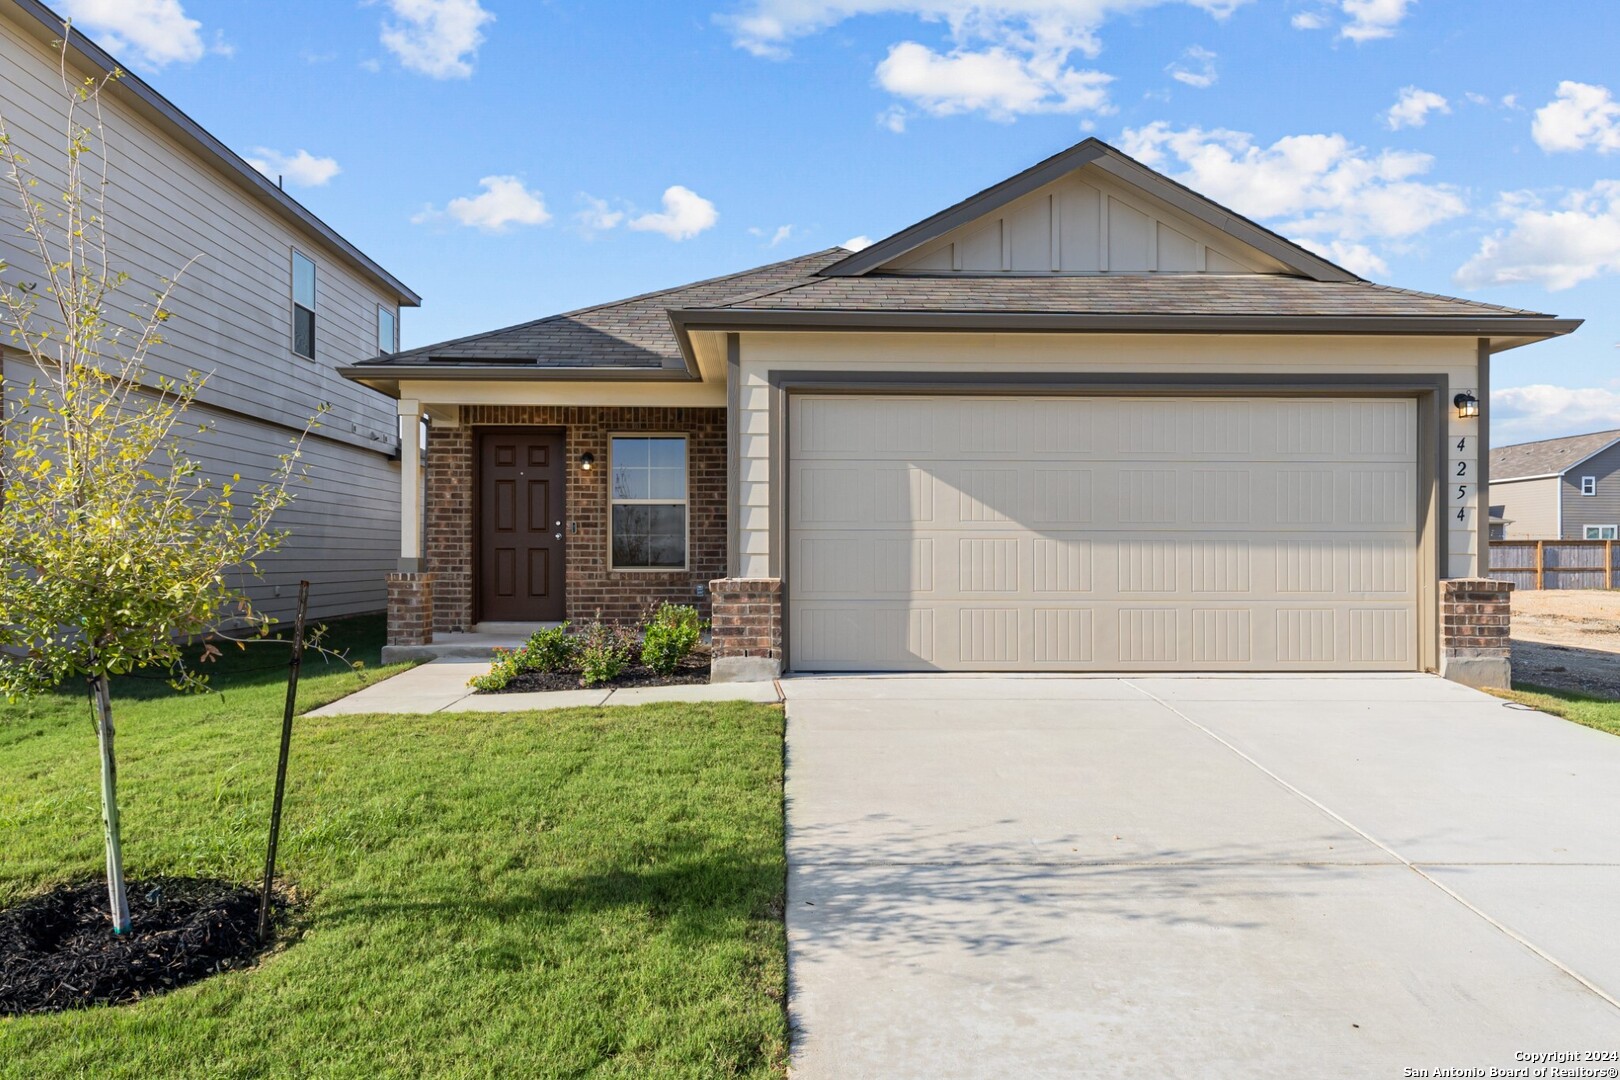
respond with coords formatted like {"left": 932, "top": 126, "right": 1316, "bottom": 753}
{"left": 6, "top": 0, "right": 420, "bottom": 306}
{"left": 337, "top": 363, "right": 699, "bottom": 397}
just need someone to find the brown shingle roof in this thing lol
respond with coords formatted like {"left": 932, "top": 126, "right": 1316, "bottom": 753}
{"left": 1491, "top": 430, "right": 1620, "bottom": 480}
{"left": 352, "top": 248, "right": 848, "bottom": 370}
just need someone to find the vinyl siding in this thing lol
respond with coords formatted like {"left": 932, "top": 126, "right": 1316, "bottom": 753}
{"left": 736, "top": 332, "right": 1484, "bottom": 582}
{"left": 0, "top": 13, "right": 402, "bottom": 621}
{"left": 1489, "top": 476, "right": 1561, "bottom": 540}
{"left": 1561, "top": 442, "right": 1620, "bottom": 539}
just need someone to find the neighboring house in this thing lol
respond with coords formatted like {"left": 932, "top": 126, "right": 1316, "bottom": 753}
{"left": 0, "top": 1, "right": 419, "bottom": 622}
{"left": 343, "top": 138, "right": 1578, "bottom": 679}
{"left": 1489, "top": 430, "right": 1620, "bottom": 541}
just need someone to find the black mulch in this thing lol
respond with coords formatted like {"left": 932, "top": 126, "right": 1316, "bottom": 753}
{"left": 486, "top": 647, "right": 711, "bottom": 693}
{"left": 0, "top": 877, "right": 280, "bottom": 1015}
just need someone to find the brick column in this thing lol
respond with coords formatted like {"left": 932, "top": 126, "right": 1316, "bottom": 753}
{"left": 709, "top": 578, "right": 782, "bottom": 683}
{"left": 1439, "top": 578, "right": 1512, "bottom": 689}
{"left": 387, "top": 572, "right": 436, "bottom": 648}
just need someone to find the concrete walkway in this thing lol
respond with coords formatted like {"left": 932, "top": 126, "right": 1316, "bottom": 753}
{"left": 306, "top": 658, "right": 781, "bottom": 716}
{"left": 782, "top": 674, "right": 1620, "bottom": 1078}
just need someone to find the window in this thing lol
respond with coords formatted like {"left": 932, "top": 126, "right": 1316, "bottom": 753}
{"left": 378, "top": 305, "right": 398, "bottom": 355}
{"left": 1581, "top": 475, "right": 1598, "bottom": 496}
{"left": 291, "top": 251, "right": 316, "bottom": 359}
{"left": 1586, "top": 525, "right": 1618, "bottom": 540}
{"left": 610, "top": 436, "right": 687, "bottom": 569}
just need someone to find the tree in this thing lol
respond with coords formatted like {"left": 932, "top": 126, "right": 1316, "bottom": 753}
{"left": 0, "top": 32, "right": 313, "bottom": 933}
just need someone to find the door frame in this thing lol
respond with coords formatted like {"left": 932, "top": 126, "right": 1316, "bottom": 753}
{"left": 765, "top": 372, "right": 1447, "bottom": 673}
{"left": 473, "top": 426, "right": 567, "bottom": 624}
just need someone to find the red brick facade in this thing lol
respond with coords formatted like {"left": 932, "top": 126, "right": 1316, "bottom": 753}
{"left": 386, "top": 572, "right": 436, "bottom": 646}
{"left": 425, "top": 406, "right": 726, "bottom": 631}
{"left": 709, "top": 578, "right": 783, "bottom": 661}
{"left": 1439, "top": 578, "right": 1513, "bottom": 688}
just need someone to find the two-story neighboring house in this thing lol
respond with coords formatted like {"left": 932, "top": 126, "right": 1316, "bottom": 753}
{"left": 1489, "top": 429, "right": 1620, "bottom": 541}
{"left": 0, "top": 1, "right": 419, "bottom": 622}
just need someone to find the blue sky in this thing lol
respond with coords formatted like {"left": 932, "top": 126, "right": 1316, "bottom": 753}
{"left": 57, "top": 0, "right": 1620, "bottom": 443}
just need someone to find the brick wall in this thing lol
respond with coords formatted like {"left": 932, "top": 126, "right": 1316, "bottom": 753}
{"left": 709, "top": 577, "right": 783, "bottom": 681}
{"left": 1439, "top": 578, "right": 1513, "bottom": 689}
{"left": 386, "top": 572, "right": 435, "bottom": 646}
{"left": 426, "top": 406, "right": 726, "bottom": 631}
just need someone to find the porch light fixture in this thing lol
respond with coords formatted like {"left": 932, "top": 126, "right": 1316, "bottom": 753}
{"left": 1454, "top": 392, "right": 1480, "bottom": 419}
{"left": 579, "top": 452, "right": 595, "bottom": 470}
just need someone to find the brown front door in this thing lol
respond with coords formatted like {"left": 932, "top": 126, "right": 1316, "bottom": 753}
{"left": 478, "top": 430, "right": 566, "bottom": 622}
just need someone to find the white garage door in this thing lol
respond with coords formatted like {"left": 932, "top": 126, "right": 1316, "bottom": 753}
{"left": 787, "top": 395, "right": 1419, "bottom": 672}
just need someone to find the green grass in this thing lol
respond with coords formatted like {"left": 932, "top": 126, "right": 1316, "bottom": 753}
{"left": 1492, "top": 684, "right": 1620, "bottom": 738}
{"left": 0, "top": 616, "right": 789, "bottom": 1078}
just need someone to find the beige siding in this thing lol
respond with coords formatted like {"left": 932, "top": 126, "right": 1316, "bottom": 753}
{"left": 1490, "top": 476, "right": 1561, "bottom": 540}
{"left": 0, "top": 15, "right": 403, "bottom": 621}
{"left": 738, "top": 333, "right": 1484, "bottom": 583}
{"left": 885, "top": 167, "right": 1291, "bottom": 275}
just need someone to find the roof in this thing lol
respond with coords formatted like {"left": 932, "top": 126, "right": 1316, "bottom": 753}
{"left": 818, "top": 137, "right": 1360, "bottom": 283}
{"left": 5, "top": 0, "right": 418, "bottom": 305}
{"left": 348, "top": 248, "right": 847, "bottom": 374}
{"left": 1491, "top": 430, "right": 1620, "bottom": 481}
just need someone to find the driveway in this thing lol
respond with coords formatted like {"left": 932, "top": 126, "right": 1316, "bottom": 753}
{"left": 782, "top": 675, "right": 1620, "bottom": 1079}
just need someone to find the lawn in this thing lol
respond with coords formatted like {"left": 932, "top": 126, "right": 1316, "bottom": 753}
{"left": 1492, "top": 683, "right": 1620, "bottom": 738}
{"left": 0, "top": 616, "right": 789, "bottom": 1079}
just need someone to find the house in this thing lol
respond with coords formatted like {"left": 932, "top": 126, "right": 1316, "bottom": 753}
{"left": 1489, "top": 430, "right": 1620, "bottom": 541}
{"left": 0, "top": 0, "right": 419, "bottom": 622}
{"left": 342, "top": 138, "right": 1579, "bottom": 686}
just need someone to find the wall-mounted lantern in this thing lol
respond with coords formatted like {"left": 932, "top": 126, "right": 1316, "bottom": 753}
{"left": 579, "top": 452, "right": 595, "bottom": 470}
{"left": 1453, "top": 392, "right": 1480, "bottom": 419}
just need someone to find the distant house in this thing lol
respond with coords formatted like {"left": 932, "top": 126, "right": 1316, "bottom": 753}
{"left": 0, "top": 1, "right": 420, "bottom": 622}
{"left": 1489, "top": 430, "right": 1620, "bottom": 541}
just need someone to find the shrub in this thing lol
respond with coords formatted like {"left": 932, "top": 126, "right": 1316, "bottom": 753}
{"left": 641, "top": 604, "right": 705, "bottom": 676}
{"left": 578, "top": 621, "right": 635, "bottom": 687}
{"left": 516, "top": 623, "right": 577, "bottom": 672}
{"left": 469, "top": 648, "right": 523, "bottom": 692}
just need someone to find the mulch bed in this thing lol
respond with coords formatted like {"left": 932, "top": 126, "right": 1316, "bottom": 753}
{"left": 486, "top": 647, "right": 711, "bottom": 693}
{"left": 0, "top": 877, "right": 280, "bottom": 1015}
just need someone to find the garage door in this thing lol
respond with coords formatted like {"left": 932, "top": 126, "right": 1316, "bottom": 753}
{"left": 787, "top": 395, "right": 1419, "bottom": 672}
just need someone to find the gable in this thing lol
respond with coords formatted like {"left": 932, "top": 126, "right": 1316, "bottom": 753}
{"left": 883, "top": 165, "right": 1294, "bottom": 276}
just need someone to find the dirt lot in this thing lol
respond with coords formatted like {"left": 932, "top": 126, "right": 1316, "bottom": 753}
{"left": 1510, "top": 589, "right": 1620, "bottom": 699}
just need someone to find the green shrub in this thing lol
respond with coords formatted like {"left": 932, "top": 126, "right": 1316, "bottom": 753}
{"left": 578, "top": 621, "right": 635, "bottom": 687}
{"left": 641, "top": 604, "right": 704, "bottom": 676}
{"left": 516, "top": 623, "right": 577, "bottom": 672}
{"left": 469, "top": 648, "right": 522, "bottom": 692}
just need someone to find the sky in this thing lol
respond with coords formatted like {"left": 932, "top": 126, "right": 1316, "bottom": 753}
{"left": 50, "top": 0, "right": 1620, "bottom": 444}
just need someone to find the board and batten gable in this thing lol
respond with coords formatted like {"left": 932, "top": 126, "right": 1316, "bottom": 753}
{"left": 1489, "top": 476, "right": 1562, "bottom": 540}
{"left": 0, "top": 10, "right": 410, "bottom": 619}
{"left": 734, "top": 332, "right": 1486, "bottom": 586}
{"left": 1561, "top": 440, "right": 1620, "bottom": 539}
{"left": 884, "top": 166, "right": 1294, "bottom": 276}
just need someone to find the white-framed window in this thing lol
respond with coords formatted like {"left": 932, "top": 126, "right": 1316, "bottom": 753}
{"left": 1585, "top": 525, "right": 1618, "bottom": 540}
{"left": 609, "top": 435, "right": 688, "bottom": 570}
{"left": 291, "top": 250, "right": 316, "bottom": 359}
{"left": 378, "top": 305, "right": 398, "bottom": 355}
{"left": 1581, "top": 476, "right": 1598, "bottom": 496}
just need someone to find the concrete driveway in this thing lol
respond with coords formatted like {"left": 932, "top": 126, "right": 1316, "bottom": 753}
{"left": 783, "top": 675, "right": 1620, "bottom": 1079}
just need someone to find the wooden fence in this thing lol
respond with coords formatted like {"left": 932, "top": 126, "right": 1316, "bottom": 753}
{"left": 1488, "top": 539, "right": 1619, "bottom": 590}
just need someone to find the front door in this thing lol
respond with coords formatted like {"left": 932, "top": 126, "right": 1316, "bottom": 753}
{"left": 479, "top": 430, "right": 566, "bottom": 622}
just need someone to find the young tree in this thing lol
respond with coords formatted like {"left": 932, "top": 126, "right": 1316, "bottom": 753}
{"left": 0, "top": 34, "right": 313, "bottom": 933}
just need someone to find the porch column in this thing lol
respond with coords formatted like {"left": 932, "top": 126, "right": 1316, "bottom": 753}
{"left": 397, "top": 397, "right": 423, "bottom": 569}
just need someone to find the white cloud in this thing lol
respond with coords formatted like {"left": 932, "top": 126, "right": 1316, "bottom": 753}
{"left": 1385, "top": 86, "right": 1449, "bottom": 130}
{"left": 1299, "top": 238, "right": 1389, "bottom": 277}
{"left": 628, "top": 186, "right": 719, "bottom": 241}
{"left": 1456, "top": 182, "right": 1620, "bottom": 291}
{"left": 376, "top": 0, "right": 493, "bottom": 79}
{"left": 842, "top": 234, "right": 874, "bottom": 251}
{"left": 750, "top": 224, "right": 797, "bottom": 247}
{"left": 1464, "top": 91, "right": 1490, "bottom": 106}
{"left": 576, "top": 196, "right": 626, "bottom": 233}
{"left": 414, "top": 176, "right": 550, "bottom": 233}
{"left": 1532, "top": 81, "right": 1620, "bottom": 154}
{"left": 722, "top": 1, "right": 1250, "bottom": 121}
{"left": 878, "top": 104, "right": 909, "bottom": 132}
{"left": 1339, "top": 0, "right": 1411, "bottom": 42}
{"left": 1492, "top": 384, "right": 1620, "bottom": 443}
{"left": 1120, "top": 122, "right": 1467, "bottom": 256}
{"left": 876, "top": 40, "right": 1112, "bottom": 121}
{"left": 244, "top": 148, "right": 341, "bottom": 188}
{"left": 59, "top": 0, "right": 213, "bottom": 68}
{"left": 1167, "top": 45, "right": 1217, "bottom": 89}
{"left": 1290, "top": 11, "right": 1326, "bottom": 29}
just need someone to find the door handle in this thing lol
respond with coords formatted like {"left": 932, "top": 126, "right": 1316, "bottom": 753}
{"left": 554, "top": 532, "right": 563, "bottom": 540}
